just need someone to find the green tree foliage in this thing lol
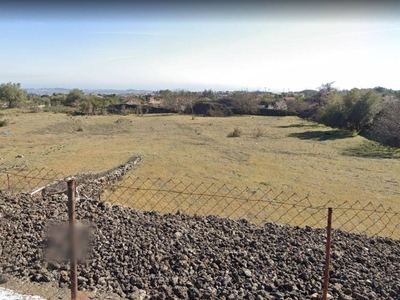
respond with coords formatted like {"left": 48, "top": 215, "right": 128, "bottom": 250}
{"left": 79, "top": 95, "right": 121, "bottom": 115}
{"left": 317, "top": 89, "right": 382, "bottom": 131}
{"left": 201, "top": 89, "right": 215, "bottom": 100}
{"left": 312, "top": 82, "right": 336, "bottom": 105}
{"left": 50, "top": 93, "right": 67, "bottom": 106}
{"left": 369, "top": 99, "right": 400, "bottom": 147}
{"left": 158, "top": 89, "right": 172, "bottom": 100}
{"left": 344, "top": 89, "right": 382, "bottom": 130}
{"left": 0, "top": 82, "right": 27, "bottom": 108}
{"left": 64, "top": 88, "right": 85, "bottom": 107}
{"left": 317, "top": 92, "right": 347, "bottom": 128}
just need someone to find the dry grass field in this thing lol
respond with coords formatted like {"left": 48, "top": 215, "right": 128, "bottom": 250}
{"left": 1, "top": 110, "right": 399, "bottom": 210}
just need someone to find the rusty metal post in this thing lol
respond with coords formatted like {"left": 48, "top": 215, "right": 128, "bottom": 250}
{"left": 7, "top": 174, "right": 10, "bottom": 191}
{"left": 323, "top": 208, "right": 333, "bottom": 300}
{"left": 67, "top": 179, "right": 78, "bottom": 300}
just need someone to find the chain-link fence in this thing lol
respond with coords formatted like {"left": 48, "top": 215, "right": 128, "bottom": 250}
{"left": 1, "top": 162, "right": 399, "bottom": 299}
{"left": 1, "top": 164, "right": 399, "bottom": 239}
{"left": 99, "top": 176, "right": 400, "bottom": 239}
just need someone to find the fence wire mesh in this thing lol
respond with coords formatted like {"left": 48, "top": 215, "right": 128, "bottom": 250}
{"left": 1, "top": 164, "right": 400, "bottom": 299}
{"left": 1, "top": 166, "right": 399, "bottom": 240}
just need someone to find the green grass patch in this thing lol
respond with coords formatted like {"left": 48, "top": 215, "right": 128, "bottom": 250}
{"left": 288, "top": 129, "right": 357, "bottom": 141}
{"left": 343, "top": 141, "right": 400, "bottom": 159}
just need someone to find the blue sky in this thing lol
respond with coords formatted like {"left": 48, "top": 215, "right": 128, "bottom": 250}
{"left": 0, "top": 1, "right": 399, "bottom": 91}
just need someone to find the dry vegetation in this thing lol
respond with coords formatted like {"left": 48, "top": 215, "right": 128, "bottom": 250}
{"left": 1, "top": 111, "right": 399, "bottom": 211}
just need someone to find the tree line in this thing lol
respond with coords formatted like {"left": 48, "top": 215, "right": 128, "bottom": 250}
{"left": 0, "top": 83, "right": 121, "bottom": 114}
{"left": 285, "top": 82, "right": 400, "bottom": 147}
{"left": 0, "top": 82, "right": 399, "bottom": 147}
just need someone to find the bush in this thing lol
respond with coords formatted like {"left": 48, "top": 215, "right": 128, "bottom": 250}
{"left": 252, "top": 126, "right": 266, "bottom": 138}
{"left": 76, "top": 126, "right": 83, "bottom": 132}
{"left": 227, "top": 127, "right": 241, "bottom": 138}
{"left": 286, "top": 99, "right": 320, "bottom": 119}
{"left": 317, "top": 89, "right": 382, "bottom": 131}
{"left": 369, "top": 99, "right": 400, "bottom": 147}
{"left": 0, "top": 119, "right": 8, "bottom": 127}
{"left": 30, "top": 106, "right": 41, "bottom": 113}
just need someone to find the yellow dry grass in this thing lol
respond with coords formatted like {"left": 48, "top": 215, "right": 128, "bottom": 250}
{"left": 1, "top": 111, "right": 400, "bottom": 237}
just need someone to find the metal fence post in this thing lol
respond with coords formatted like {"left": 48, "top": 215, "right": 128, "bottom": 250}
{"left": 323, "top": 207, "right": 333, "bottom": 300}
{"left": 67, "top": 179, "right": 78, "bottom": 300}
{"left": 7, "top": 174, "right": 10, "bottom": 191}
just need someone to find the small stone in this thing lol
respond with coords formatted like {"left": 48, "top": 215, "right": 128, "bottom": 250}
{"left": 243, "top": 268, "right": 252, "bottom": 278}
{"left": 343, "top": 288, "right": 352, "bottom": 295}
{"left": 15, "top": 154, "right": 24, "bottom": 158}
{"left": 338, "top": 294, "right": 353, "bottom": 300}
{"left": 131, "top": 288, "right": 146, "bottom": 300}
{"left": 353, "top": 292, "right": 369, "bottom": 300}
{"left": 0, "top": 274, "right": 9, "bottom": 284}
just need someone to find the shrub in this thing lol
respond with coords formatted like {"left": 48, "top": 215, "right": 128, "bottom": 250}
{"left": 227, "top": 127, "right": 241, "bottom": 138}
{"left": 369, "top": 99, "right": 400, "bottom": 147}
{"left": 76, "top": 126, "right": 83, "bottom": 132}
{"left": 287, "top": 99, "right": 320, "bottom": 119}
{"left": 252, "top": 126, "right": 266, "bottom": 138}
{"left": 0, "top": 119, "right": 8, "bottom": 127}
{"left": 30, "top": 106, "right": 41, "bottom": 113}
{"left": 317, "top": 89, "right": 382, "bottom": 131}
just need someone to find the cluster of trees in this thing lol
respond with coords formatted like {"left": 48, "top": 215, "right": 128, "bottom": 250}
{"left": 317, "top": 89, "right": 382, "bottom": 131}
{"left": 1, "top": 82, "right": 399, "bottom": 147}
{"left": 286, "top": 83, "right": 400, "bottom": 147}
{"left": 55, "top": 89, "right": 121, "bottom": 115}
{"left": 0, "top": 83, "right": 122, "bottom": 115}
{"left": 369, "top": 97, "right": 400, "bottom": 147}
{"left": 158, "top": 89, "right": 260, "bottom": 116}
{"left": 0, "top": 83, "right": 27, "bottom": 108}
{"left": 157, "top": 85, "right": 399, "bottom": 148}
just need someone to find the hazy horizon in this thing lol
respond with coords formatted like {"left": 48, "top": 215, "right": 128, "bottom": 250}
{"left": 1, "top": 1, "right": 400, "bottom": 91}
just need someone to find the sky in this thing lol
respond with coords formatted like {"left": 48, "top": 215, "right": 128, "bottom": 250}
{"left": 0, "top": 0, "right": 400, "bottom": 92}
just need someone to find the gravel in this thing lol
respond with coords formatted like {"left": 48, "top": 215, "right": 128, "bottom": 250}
{"left": 1, "top": 191, "right": 399, "bottom": 300}
{"left": 1, "top": 155, "right": 400, "bottom": 300}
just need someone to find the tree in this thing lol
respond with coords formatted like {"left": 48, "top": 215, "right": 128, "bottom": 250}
{"left": 343, "top": 89, "right": 382, "bottom": 131}
{"left": 317, "top": 89, "right": 382, "bottom": 131}
{"left": 231, "top": 91, "right": 259, "bottom": 114}
{"left": 80, "top": 98, "right": 94, "bottom": 115}
{"left": 64, "top": 88, "right": 85, "bottom": 107}
{"left": 162, "top": 90, "right": 187, "bottom": 112}
{"left": 312, "top": 81, "right": 336, "bottom": 106}
{"left": 369, "top": 99, "right": 400, "bottom": 147}
{"left": 316, "top": 91, "right": 347, "bottom": 128}
{"left": 0, "top": 82, "right": 27, "bottom": 108}
{"left": 186, "top": 91, "right": 200, "bottom": 120}
{"left": 201, "top": 89, "right": 215, "bottom": 100}
{"left": 50, "top": 93, "right": 67, "bottom": 106}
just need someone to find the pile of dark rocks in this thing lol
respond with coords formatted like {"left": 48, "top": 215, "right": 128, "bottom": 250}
{"left": 32, "top": 156, "right": 143, "bottom": 198}
{"left": 0, "top": 191, "right": 399, "bottom": 299}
